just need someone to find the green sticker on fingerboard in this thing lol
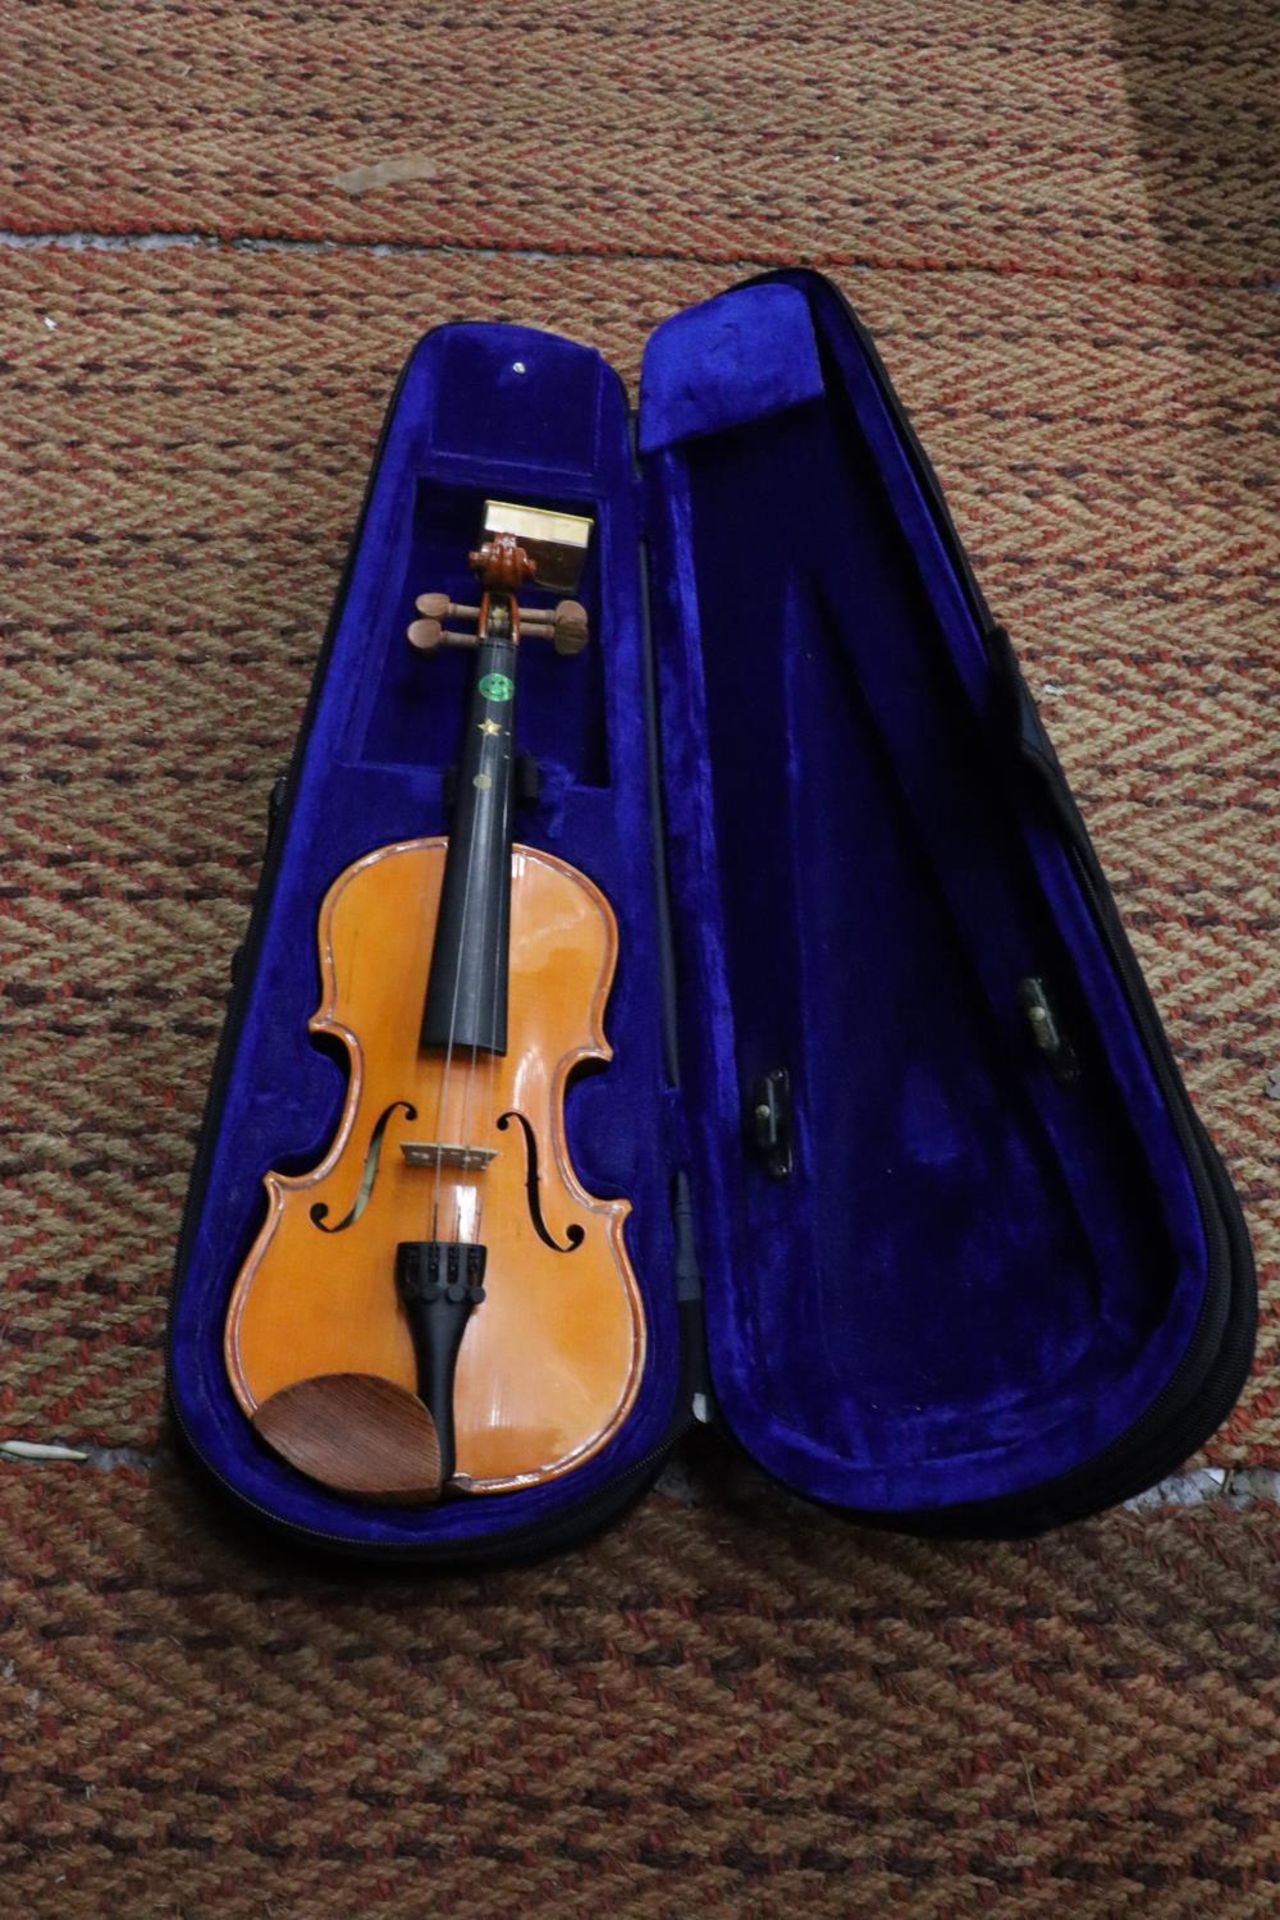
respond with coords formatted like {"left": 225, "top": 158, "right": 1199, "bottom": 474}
{"left": 478, "top": 672, "right": 514, "bottom": 703}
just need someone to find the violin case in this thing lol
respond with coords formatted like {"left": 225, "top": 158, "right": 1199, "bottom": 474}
{"left": 169, "top": 269, "right": 1255, "bottom": 1563}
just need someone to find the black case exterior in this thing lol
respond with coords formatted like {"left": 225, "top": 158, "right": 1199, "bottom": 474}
{"left": 168, "top": 273, "right": 1255, "bottom": 1562}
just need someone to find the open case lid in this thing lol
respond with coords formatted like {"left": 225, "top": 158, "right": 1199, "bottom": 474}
{"left": 168, "top": 269, "right": 1251, "bottom": 1557}
{"left": 640, "top": 270, "right": 1246, "bottom": 1520}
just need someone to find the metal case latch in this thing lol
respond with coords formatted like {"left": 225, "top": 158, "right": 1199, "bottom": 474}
{"left": 749, "top": 1066, "right": 794, "bottom": 1179}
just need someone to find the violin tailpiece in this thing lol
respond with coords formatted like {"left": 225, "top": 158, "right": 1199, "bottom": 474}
{"left": 396, "top": 1241, "right": 488, "bottom": 1487}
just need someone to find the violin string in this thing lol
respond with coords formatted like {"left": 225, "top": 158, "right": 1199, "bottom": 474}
{"left": 430, "top": 639, "right": 485, "bottom": 1245}
{"left": 471, "top": 620, "right": 516, "bottom": 1252}
{"left": 452, "top": 590, "right": 517, "bottom": 1245}
{"left": 454, "top": 758, "right": 487, "bottom": 1247}
{"left": 474, "top": 774, "right": 508, "bottom": 1250}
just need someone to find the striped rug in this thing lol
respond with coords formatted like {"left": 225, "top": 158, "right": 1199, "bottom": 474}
{"left": 2, "top": 2, "right": 1277, "bottom": 1912}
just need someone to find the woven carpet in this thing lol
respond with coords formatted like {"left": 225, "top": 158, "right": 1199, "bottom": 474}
{"left": 2, "top": 1, "right": 1278, "bottom": 1913}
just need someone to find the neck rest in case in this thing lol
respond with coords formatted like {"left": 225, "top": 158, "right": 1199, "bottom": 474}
{"left": 168, "top": 269, "right": 1254, "bottom": 1563}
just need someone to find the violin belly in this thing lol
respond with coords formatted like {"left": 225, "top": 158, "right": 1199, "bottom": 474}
{"left": 224, "top": 838, "right": 646, "bottom": 1492}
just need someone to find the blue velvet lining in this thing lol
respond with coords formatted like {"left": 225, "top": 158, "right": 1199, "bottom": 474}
{"left": 641, "top": 274, "right": 1207, "bottom": 1509}
{"left": 172, "top": 277, "right": 1212, "bottom": 1544}
{"left": 638, "top": 280, "right": 826, "bottom": 454}
{"left": 169, "top": 325, "right": 680, "bottom": 1548}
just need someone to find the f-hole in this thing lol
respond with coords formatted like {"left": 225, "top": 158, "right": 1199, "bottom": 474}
{"left": 310, "top": 1100, "right": 416, "bottom": 1233}
{"left": 497, "top": 1110, "right": 585, "bottom": 1253}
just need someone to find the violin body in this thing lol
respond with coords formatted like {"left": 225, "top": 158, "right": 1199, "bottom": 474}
{"left": 225, "top": 835, "right": 645, "bottom": 1492}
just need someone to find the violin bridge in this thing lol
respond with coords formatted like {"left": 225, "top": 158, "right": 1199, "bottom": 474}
{"left": 400, "top": 1142, "right": 497, "bottom": 1173}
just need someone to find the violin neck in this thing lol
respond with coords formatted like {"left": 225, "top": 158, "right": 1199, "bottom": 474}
{"left": 419, "top": 631, "right": 517, "bottom": 1056}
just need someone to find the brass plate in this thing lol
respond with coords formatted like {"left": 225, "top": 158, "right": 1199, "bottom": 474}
{"left": 482, "top": 499, "right": 593, "bottom": 593}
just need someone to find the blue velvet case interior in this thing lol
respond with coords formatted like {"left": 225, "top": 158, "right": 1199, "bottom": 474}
{"left": 170, "top": 271, "right": 1210, "bottom": 1546}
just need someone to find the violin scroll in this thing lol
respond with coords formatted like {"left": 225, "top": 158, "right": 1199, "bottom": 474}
{"left": 468, "top": 529, "right": 536, "bottom": 594}
{"left": 407, "top": 498, "right": 594, "bottom": 656}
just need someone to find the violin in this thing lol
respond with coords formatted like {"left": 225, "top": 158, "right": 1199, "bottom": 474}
{"left": 224, "top": 503, "right": 646, "bottom": 1503}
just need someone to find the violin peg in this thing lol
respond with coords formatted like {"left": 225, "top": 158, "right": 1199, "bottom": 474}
{"left": 552, "top": 599, "right": 590, "bottom": 655}
{"left": 407, "top": 617, "right": 444, "bottom": 651}
{"left": 415, "top": 591, "right": 451, "bottom": 621}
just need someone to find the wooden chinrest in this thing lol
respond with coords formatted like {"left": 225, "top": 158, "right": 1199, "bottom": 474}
{"left": 252, "top": 1373, "right": 444, "bottom": 1504}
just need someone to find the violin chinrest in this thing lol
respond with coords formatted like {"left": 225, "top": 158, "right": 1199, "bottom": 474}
{"left": 252, "top": 1372, "right": 444, "bottom": 1504}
